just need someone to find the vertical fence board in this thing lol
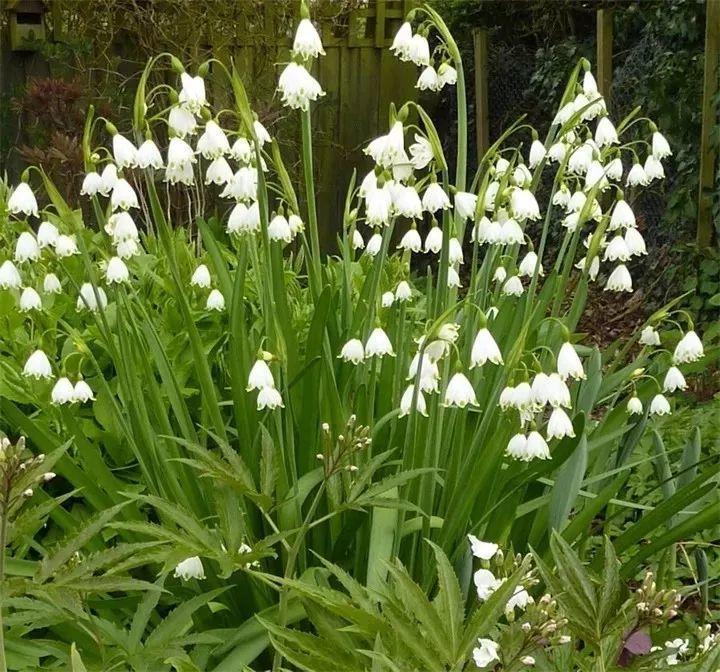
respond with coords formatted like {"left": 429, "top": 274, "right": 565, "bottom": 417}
{"left": 596, "top": 9, "right": 613, "bottom": 102}
{"left": 698, "top": 0, "right": 720, "bottom": 248}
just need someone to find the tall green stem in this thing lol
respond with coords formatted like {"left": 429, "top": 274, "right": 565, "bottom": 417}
{"left": 455, "top": 64, "right": 467, "bottom": 192}
{"left": 0, "top": 497, "right": 8, "bottom": 672}
{"left": 301, "top": 110, "right": 322, "bottom": 296}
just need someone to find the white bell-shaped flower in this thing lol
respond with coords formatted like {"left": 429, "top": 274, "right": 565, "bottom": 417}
{"left": 437, "top": 62, "right": 457, "bottom": 88}
{"left": 230, "top": 137, "right": 253, "bottom": 163}
{"left": 526, "top": 430, "right": 551, "bottom": 460}
{"left": 408, "top": 134, "right": 433, "bottom": 169}
{"left": 518, "top": 251, "right": 543, "bottom": 278}
{"left": 197, "top": 120, "right": 230, "bottom": 160}
{"left": 506, "top": 433, "right": 529, "bottom": 460}
{"left": 673, "top": 331, "right": 704, "bottom": 364}
{"left": 222, "top": 167, "right": 258, "bottom": 202}
{"left": 639, "top": 326, "right": 661, "bottom": 346}
{"left": 268, "top": 214, "right": 293, "bottom": 243}
{"left": 424, "top": 226, "right": 443, "bottom": 254}
{"left": 454, "top": 191, "right": 477, "bottom": 220}
{"left": 351, "top": 228, "right": 364, "bottom": 250}
{"left": 585, "top": 160, "right": 609, "bottom": 191}
{"left": 365, "top": 232, "right": 383, "bottom": 257}
{"left": 247, "top": 359, "right": 275, "bottom": 391}
{"left": 278, "top": 62, "right": 325, "bottom": 111}
{"left": 8, "top": 183, "right": 39, "bottom": 217}
{"left": 624, "top": 228, "right": 647, "bottom": 256}
{"left": 557, "top": 342, "right": 585, "bottom": 381}
{"left": 365, "top": 121, "right": 405, "bottom": 169}
{"left": 568, "top": 143, "right": 593, "bottom": 175}
{"left": 137, "top": 139, "right": 163, "bottom": 169}
{"left": 470, "top": 328, "right": 503, "bottom": 368}
{"left": 179, "top": 73, "right": 207, "bottom": 115}
{"left": 627, "top": 395, "right": 643, "bottom": 415}
{"left": 169, "top": 105, "right": 198, "bottom": 138}
{"left": 107, "top": 211, "right": 139, "bottom": 243}
{"left": 77, "top": 283, "right": 108, "bottom": 312}
{"left": 366, "top": 187, "right": 392, "bottom": 226}
{"left": 594, "top": 116, "right": 618, "bottom": 146}
{"left": 447, "top": 266, "right": 461, "bottom": 288}
{"left": 510, "top": 188, "right": 540, "bottom": 220}
{"left": 365, "top": 327, "right": 394, "bottom": 358}
{"left": 626, "top": 162, "right": 649, "bottom": 187}
{"left": 51, "top": 377, "right": 75, "bottom": 405}
{"left": 81, "top": 171, "right": 103, "bottom": 196}
{"left": 663, "top": 366, "right": 687, "bottom": 393}
{"left": 408, "top": 33, "right": 430, "bottom": 66}
{"left": 399, "top": 384, "right": 427, "bottom": 417}
{"left": 606, "top": 157, "right": 623, "bottom": 181}
{"left": 390, "top": 22, "right": 413, "bottom": 60}
{"left": 548, "top": 141, "right": 568, "bottom": 163}
{"left": 112, "top": 134, "right": 138, "bottom": 168}
{"left": 609, "top": 200, "right": 635, "bottom": 230}
{"left": 604, "top": 264, "right": 633, "bottom": 292}
{"left": 106, "top": 257, "right": 129, "bottom": 284}
{"left": 174, "top": 556, "right": 205, "bottom": 581}
{"left": 443, "top": 372, "right": 478, "bottom": 408}
{"left": 37, "top": 221, "right": 59, "bottom": 248}
{"left": 288, "top": 214, "right": 304, "bottom": 235}
{"left": 513, "top": 164, "right": 532, "bottom": 188}
{"left": 23, "top": 349, "right": 53, "bottom": 379}
{"left": 54, "top": 235, "right": 80, "bottom": 258}
{"left": 448, "top": 237, "right": 464, "bottom": 265}
{"left": 99, "top": 164, "right": 118, "bottom": 196}
{"left": 19, "top": 287, "right": 42, "bottom": 312}
{"left": 651, "top": 131, "right": 671, "bottom": 159}
{"left": 116, "top": 238, "right": 140, "bottom": 259}
{"left": 494, "top": 157, "right": 510, "bottom": 177}
{"left": 191, "top": 264, "right": 212, "bottom": 289}
{"left": 43, "top": 273, "right": 62, "bottom": 294}
{"left": 398, "top": 227, "right": 422, "bottom": 253}
{"left": 293, "top": 18, "right": 325, "bottom": 59}
{"left": 74, "top": 379, "right": 95, "bottom": 402}
{"left": 547, "top": 407, "right": 575, "bottom": 440}
{"left": 205, "top": 157, "right": 233, "bottom": 186}
{"left": 502, "top": 275, "right": 524, "bottom": 297}
{"left": 649, "top": 393, "right": 671, "bottom": 416}
{"left": 604, "top": 235, "right": 630, "bottom": 262}
{"left": 546, "top": 372, "right": 571, "bottom": 408}
{"left": 422, "top": 182, "right": 451, "bottom": 213}
{"left": 395, "top": 280, "right": 412, "bottom": 302}
{"left": 416, "top": 65, "right": 441, "bottom": 92}
{"left": 644, "top": 155, "right": 665, "bottom": 181}
{"left": 206, "top": 289, "right": 225, "bottom": 311}
{"left": 338, "top": 339, "right": 365, "bottom": 364}
{"left": 110, "top": 178, "right": 139, "bottom": 211}
{"left": 528, "top": 139, "right": 546, "bottom": 168}
{"left": 166, "top": 136, "right": 196, "bottom": 171}
{"left": 381, "top": 291, "right": 394, "bottom": 308}
{"left": 253, "top": 120, "right": 271, "bottom": 146}
{"left": 15, "top": 232, "right": 40, "bottom": 263}
{"left": 395, "top": 185, "right": 423, "bottom": 219}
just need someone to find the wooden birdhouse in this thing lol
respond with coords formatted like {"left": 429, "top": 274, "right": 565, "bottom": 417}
{"left": 7, "top": 0, "right": 47, "bottom": 52}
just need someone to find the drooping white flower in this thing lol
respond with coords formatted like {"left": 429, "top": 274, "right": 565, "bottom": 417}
{"left": 169, "top": 105, "right": 198, "bottom": 137}
{"left": 454, "top": 192, "right": 478, "bottom": 220}
{"left": 502, "top": 275, "right": 524, "bottom": 297}
{"left": 106, "top": 257, "right": 129, "bottom": 284}
{"left": 19, "top": 287, "right": 42, "bottom": 312}
{"left": 652, "top": 131, "right": 671, "bottom": 159}
{"left": 605, "top": 157, "right": 623, "bottom": 181}
{"left": 381, "top": 291, "right": 395, "bottom": 308}
{"left": 424, "top": 226, "right": 443, "bottom": 254}
{"left": 474, "top": 568, "right": 502, "bottom": 601}
{"left": 513, "top": 164, "right": 532, "bottom": 188}
{"left": 174, "top": 556, "right": 205, "bottom": 581}
{"left": 575, "top": 255, "right": 600, "bottom": 281}
{"left": 106, "top": 211, "right": 139, "bottom": 243}
{"left": 585, "top": 160, "right": 609, "bottom": 191}
{"left": 557, "top": 342, "right": 585, "bottom": 381}
{"left": 99, "top": 164, "right": 118, "bottom": 196}
{"left": 529, "top": 139, "right": 546, "bottom": 168}
{"left": 510, "top": 188, "right": 540, "bottom": 220}
{"left": 268, "top": 214, "right": 293, "bottom": 243}
{"left": 23, "top": 349, "right": 53, "bottom": 379}
{"left": 472, "top": 638, "right": 500, "bottom": 668}
{"left": 639, "top": 326, "right": 661, "bottom": 346}
{"left": 221, "top": 166, "right": 257, "bottom": 201}
{"left": 206, "top": 289, "right": 225, "bottom": 311}
{"left": 247, "top": 359, "right": 275, "bottom": 391}
{"left": 338, "top": 339, "right": 365, "bottom": 364}
{"left": 112, "top": 134, "right": 138, "bottom": 169}
{"left": 568, "top": 143, "right": 593, "bottom": 175}
{"left": 530, "top": 372, "right": 551, "bottom": 407}
{"left": 408, "top": 134, "right": 433, "bottom": 170}
{"left": 518, "top": 251, "right": 543, "bottom": 278}
{"left": 447, "top": 266, "right": 461, "bottom": 289}
{"left": 395, "top": 280, "right": 412, "bottom": 302}
{"left": 663, "top": 366, "right": 687, "bottom": 393}
{"left": 390, "top": 21, "right": 413, "bottom": 60}
{"left": 293, "top": 18, "right": 325, "bottom": 59}
{"left": 604, "top": 264, "right": 633, "bottom": 292}
{"left": 81, "top": 171, "right": 103, "bottom": 196}
{"left": 416, "top": 65, "right": 441, "bottom": 91}
{"left": 197, "top": 120, "right": 230, "bottom": 160}
{"left": 624, "top": 228, "right": 647, "bottom": 256}
{"left": 178, "top": 72, "right": 207, "bottom": 115}
{"left": 110, "top": 178, "right": 139, "bottom": 211}
{"left": 278, "top": 62, "right": 325, "bottom": 111}
{"left": 594, "top": 116, "right": 618, "bottom": 146}
{"left": 609, "top": 200, "right": 635, "bottom": 231}
{"left": 443, "top": 372, "right": 478, "bottom": 408}
{"left": 583, "top": 70, "right": 599, "bottom": 97}
{"left": 673, "top": 331, "right": 703, "bottom": 364}
{"left": 548, "top": 141, "right": 568, "bottom": 163}
{"left": 37, "top": 221, "right": 59, "bottom": 248}
{"left": 51, "top": 377, "right": 75, "bottom": 405}
{"left": 494, "top": 157, "right": 510, "bottom": 177}
{"left": 468, "top": 535, "right": 499, "bottom": 560}
{"left": 604, "top": 235, "right": 630, "bottom": 262}
{"left": 366, "top": 188, "right": 391, "bottom": 227}
{"left": 351, "top": 228, "right": 364, "bottom": 250}
{"left": 482, "top": 181, "right": 500, "bottom": 211}
{"left": 398, "top": 227, "right": 422, "bottom": 253}
{"left": 253, "top": 119, "right": 272, "bottom": 146}
{"left": 15, "top": 232, "right": 40, "bottom": 263}
{"left": 205, "top": 157, "right": 234, "bottom": 186}
{"left": 644, "top": 155, "right": 665, "bottom": 181}
{"left": 526, "top": 431, "right": 551, "bottom": 460}
{"left": 165, "top": 138, "right": 196, "bottom": 185}
{"left": 547, "top": 407, "right": 575, "bottom": 440}
{"left": 547, "top": 372, "right": 572, "bottom": 408}
{"left": 77, "top": 283, "right": 108, "bottom": 312}
{"left": 437, "top": 62, "right": 457, "bottom": 88}
{"left": 626, "top": 162, "right": 649, "bottom": 187}
{"left": 288, "top": 214, "right": 304, "bottom": 236}
{"left": 650, "top": 393, "right": 671, "bottom": 416}
{"left": 408, "top": 33, "right": 430, "bottom": 66}
{"left": 365, "top": 327, "right": 394, "bottom": 358}
{"left": 470, "top": 328, "right": 503, "bottom": 368}
{"left": 422, "top": 182, "right": 451, "bottom": 213}
{"left": 365, "top": 232, "right": 383, "bottom": 257}
{"left": 43, "top": 273, "right": 62, "bottom": 294}
{"left": 399, "top": 384, "right": 427, "bottom": 417}
{"left": 627, "top": 395, "right": 643, "bottom": 415}
{"left": 448, "top": 237, "right": 464, "bottom": 265}
{"left": 229, "top": 137, "right": 252, "bottom": 164}
{"left": 137, "top": 139, "right": 163, "bottom": 169}
{"left": 191, "top": 264, "right": 212, "bottom": 289}
{"left": 395, "top": 186, "right": 423, "bottom": 219}
{"left": 8, "top": 183, "right": 39, "bottom": 218}
{"left": 54, "top": 235, "right": 80, "bottom": 258}
{"left": 74, "top": 379, "right": 94, "bottom": 402}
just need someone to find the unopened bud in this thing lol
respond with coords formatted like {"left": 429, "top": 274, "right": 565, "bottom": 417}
{"left": 43, "top": 472, "right": 56, "bottom": 482}
{"left": 23, "top": 488, "right": 33, "bottom": 498}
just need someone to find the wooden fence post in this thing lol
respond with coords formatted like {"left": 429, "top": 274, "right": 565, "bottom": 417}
{"left": 698, "top": 0, "right": 720, "bottom": 248}
{"left": 473, "top": 28, "right": 489, "bottom": 164}
{"left": 596, "top": 9, "right": 613, "bottom": 101}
